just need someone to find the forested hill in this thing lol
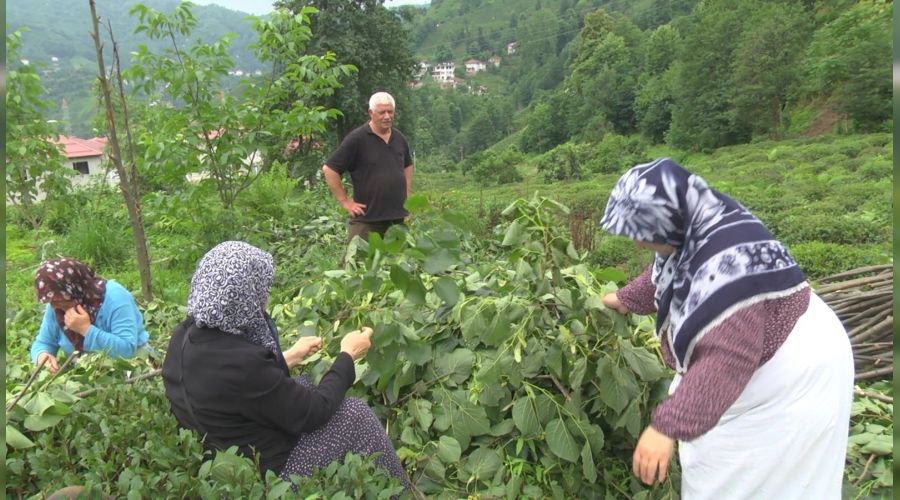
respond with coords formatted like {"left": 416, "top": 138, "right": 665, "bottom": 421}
{"left": 7, "top": 0, "right": 264, "bottom": 136}
{"left": 404, "top": 0, "right": 694, "bottom": 62}
{"left": 399, "top": 0, "right": 891, "bottom": 172}
{"left": 6, "top": 0, "right": 262, "bottom": 71}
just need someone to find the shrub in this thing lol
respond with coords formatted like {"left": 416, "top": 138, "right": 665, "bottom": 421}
{"left": 236, "top": 161, "right": 300, "bottom": 220}
{"left": 57, "top": 216, "right": 132, "bottom": 270}
{"left": 789, "top": 241, "right": 881, "bottom": 279}
{"left": 588, "top": 134, "right": 649, "bottom": 174}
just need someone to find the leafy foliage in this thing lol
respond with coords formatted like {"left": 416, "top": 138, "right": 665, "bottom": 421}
{"left": 123, "top": 3, "right": 351, "bottom": 208}
{"left": 6, "top": 28, "right": 71, "bottom": 229}
{"left": 273, "top": 196, "right": 673, "bottom": 496}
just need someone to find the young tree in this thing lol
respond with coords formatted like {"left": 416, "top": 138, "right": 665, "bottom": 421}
{"left": 89, "top": 0, "right": 154, "bottom": 300}
{"left": 122, "top": 3, "right": 352, "bottom": 204}
{"left": 6, "top": 28, "right": 71, "bottom": 229}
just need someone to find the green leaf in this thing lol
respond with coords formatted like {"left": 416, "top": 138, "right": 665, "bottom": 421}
{"left": 405, "top": 277, "right": 427, "bottom": 305}
{"left": 512, "top": 398, "right": 541, "bottom": 435}
{"left": 620, "top": 340, "right": 665, "bottom": 382}
{"left": 463, "top": 447, "right": 503, "bottom": 479}
{"left": 545, "top": 418, "right": 580, "bottom": 462}
{"left": 569, "top": 357, "right": 588, "bottom": 388}
{"left": 482, "top": 308, "right": 511, "bottom": 346}
{"left": 581, "top": 442, "right": 597, "bottom": 483}
{"left": 433, "top": 348, "right": 475, "bottom": 384}
{"left": 410, "top": 399, "right": 433, "bottom": 431}
{"left": 433, "top": 277, "right": 460, "bottom": 306}
{"left": 595, "top": 267, "right": 627, "bottom": 283}
{"left": 424, "top": 248, "right": 456, "bottom": 274}
{"left": 389, "top": 264, "right": 410, "bottom": 291}
{"left": 501, "top": 220, "right": 525, "bottom": 246}
{"left": 436, "top": 435, "right": 461, "bottom": 463}
{"left": 405, "top": 338, "right": 432, "bottom": 366}
{"left": 266, "top": 480, "right": 293, "bottom": 500}
{"left": 24, "top": 413, "right": 65, "bottom": 431}
{"left": 460, "top": 305, "right": 489, "bottom": 343}
{"left": 614, "top": 399, "right": 642, "bottom": 439}
{"left": 861, "top": 434, "right": 892, "bottom": 455}
{"left": 596, "top": 356, "right": 629, "bottom": 413}
{"left": 6, "top": 425, "right": 35, "bottom": 449}
{"left": 404, "top": 193, "right": 429, "bottom": 212}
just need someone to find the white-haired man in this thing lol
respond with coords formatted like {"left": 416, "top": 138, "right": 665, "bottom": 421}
{"left": 322, "top": 92, "right": 414, "bottom": 242}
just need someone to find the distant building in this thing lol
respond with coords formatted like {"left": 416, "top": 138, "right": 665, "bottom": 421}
{"left": 465, "top": 59, "right": 486, "bottom": 75}
{"left": 431, "top": 61, "right": 455, "bottom": 83}
{"left": 56, "top": 135, "right": 107, "bottom": 175}
{"left": 488, "top": 55, "right": 501, "bottom": 67}
{"left": 506, "top": 42, "right": 518, "bottom": 55}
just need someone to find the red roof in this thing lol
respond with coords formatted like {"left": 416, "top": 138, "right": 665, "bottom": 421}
{"left": 55, "top": 135, "right": 107, "bottom": 159}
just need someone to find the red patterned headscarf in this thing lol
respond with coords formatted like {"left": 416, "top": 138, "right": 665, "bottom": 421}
{"left": 34, "top": 258, "right": 107, "bottom": 351}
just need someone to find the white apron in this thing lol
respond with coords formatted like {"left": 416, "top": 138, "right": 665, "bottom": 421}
{"left": 678, "top": 293, "right": 854, "bottom": 499}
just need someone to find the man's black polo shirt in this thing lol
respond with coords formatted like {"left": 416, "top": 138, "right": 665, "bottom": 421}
{"left": 325, "top": 123, "right": 412, "bottom": 223}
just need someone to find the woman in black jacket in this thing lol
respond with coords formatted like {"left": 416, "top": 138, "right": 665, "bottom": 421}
{"left": 162, "top": 241, "right": 408, "bottom": 488}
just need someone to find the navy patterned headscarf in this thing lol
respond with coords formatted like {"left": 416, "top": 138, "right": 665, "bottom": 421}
{"left": 601, "top": 158, "right": 807, "bottom": 371}
{"left": 188, "top": 241, "right": 283, "bottom": 360}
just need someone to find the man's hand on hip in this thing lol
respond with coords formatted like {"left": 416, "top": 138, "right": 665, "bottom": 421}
{"left": 341, "top": 199, "right": 367, "bottom": 217}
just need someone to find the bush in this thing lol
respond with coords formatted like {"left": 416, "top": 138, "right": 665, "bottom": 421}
{"left": 789, "top": 241, "right": 882, "bottom": 279}
{"left": 57, "top": 216, "right": 132, "bottom": 270}
{"left": 776, "top": 212, "right": 885, "bottom": 246}
{"left": 236, "top": 161, "right": 300, "bottom": 220}
{"left": 587, "top": 235, "right": 653, "bottom": 277}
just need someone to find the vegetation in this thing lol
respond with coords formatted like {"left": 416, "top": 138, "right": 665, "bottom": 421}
{"left": 5, "top": 0, "right": 893, "bottom": 497}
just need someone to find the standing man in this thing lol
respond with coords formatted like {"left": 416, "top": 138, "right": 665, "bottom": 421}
{"left": 322, "top": 92, "right": 414, "bottom": 242}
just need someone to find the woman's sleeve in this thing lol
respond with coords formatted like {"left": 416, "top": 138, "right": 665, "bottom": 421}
{"left": 650, "top": 303, "right": 766, "bottom": 441}
{"left": 616, "top": 265, "right": 657, "bottom": 314}
{"left": 31, "top": 305, "right": 62, "bottom": 363}
{"left": 82, "top": 290, "right": 144, "bottom": 358}
{"left": 241, "top": 352, "right": 357, "bottom": 435}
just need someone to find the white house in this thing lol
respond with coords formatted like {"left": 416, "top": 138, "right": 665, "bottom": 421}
{"left": 55, "top": 136, "right": 117, "bottom": 189}
{"left": 506, "top": 42, "right": 518, "bottom": 55}
{"left": 464, "top": 59, "right": 486, "bottom": 75}
{"left": 488, "top": 55, "right": 502, "bottom": 67}
{"left": 431, "top": 61, "right": 455, "bottom": 83}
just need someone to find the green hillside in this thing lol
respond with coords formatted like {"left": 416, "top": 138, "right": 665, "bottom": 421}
{"left": 7, "top": 0, "right": 263, "bottom": 136}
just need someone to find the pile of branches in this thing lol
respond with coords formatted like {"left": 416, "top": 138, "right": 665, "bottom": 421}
{"left": 816, "top": 264, "right": 893, "bottom": 381}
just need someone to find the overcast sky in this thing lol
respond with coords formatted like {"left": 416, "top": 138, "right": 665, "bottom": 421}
{"left": 192, "top": 0, "right": 430, "bottom": 16}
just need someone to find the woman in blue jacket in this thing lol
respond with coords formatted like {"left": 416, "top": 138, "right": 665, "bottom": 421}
{"left": 30, "top": 257, "right": 150, "bottom": 372}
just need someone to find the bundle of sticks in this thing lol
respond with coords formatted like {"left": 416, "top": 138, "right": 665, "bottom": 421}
{"left": 816, "top": 264, "right": 893, "bottom": 381}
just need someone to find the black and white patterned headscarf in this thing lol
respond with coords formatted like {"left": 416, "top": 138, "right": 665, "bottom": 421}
{"left": 188, "top": 241, "right": 278, "bottom": 354}
{"left": 601, "top": 158, "right": 807, "bottom": 372}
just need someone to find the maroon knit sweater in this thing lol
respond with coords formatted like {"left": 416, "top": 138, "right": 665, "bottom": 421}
{"left": 616, "top": 266, "right": 811, "bottom": 441}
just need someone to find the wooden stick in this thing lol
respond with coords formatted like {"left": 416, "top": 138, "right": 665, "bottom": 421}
{"left": 6, "top": 357, "right": 48, "bottom": 411}
{"left": 849, "top": 316, "right": 893, "bottom": 345}
{"left": 816, "top": 274, "right": 893, "bottom": 295}
{"left": 819, "top": 264, "right": 892, "bottom": 283}
{"left": 75, "top": 368, "right": 163, "bottom": 398}
{"left": 854, "top": 453, "right": 877, "bottom": 485}
{"left": 538, "top": 374, "right": 571, "bottom": 402}
{"left": 855, "top": 366, "right": 893, "bottom": 381}
{"left": 854, "top": 387, "right": 893, "bottom": 404}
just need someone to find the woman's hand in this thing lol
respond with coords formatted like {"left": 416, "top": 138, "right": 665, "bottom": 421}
{"left": 284, "top": 336, "right": 324, "bottom": 368}
{"left": 340, "top": 327, "right": 374, "bottom": 361}
{"left": 64, "top": 305, "right": 92, "bottom": 336}
{"left": 633, "top": 425, "right": 675, "bottom": 485}
{"left": 37, "top": 352, "right": 60, "bottom": 373}
{"left": 602, "top": 292, "right": 630, "bottom": 315}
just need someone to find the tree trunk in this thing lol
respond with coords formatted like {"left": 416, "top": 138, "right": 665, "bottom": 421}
{"left": 88, "top": 0, "right": 154, "bottom": 301}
